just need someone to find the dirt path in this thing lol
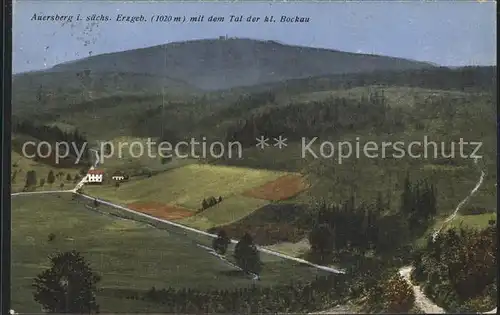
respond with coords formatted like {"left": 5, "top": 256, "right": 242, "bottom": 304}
{"left": 432, "top": 157, "right": 486, "bottom": 240}
{"left": 398, "top": 266, "right": 445, "bottom": 314}
{"left": 399, "top": 157, "right": 494, "bottom": 314}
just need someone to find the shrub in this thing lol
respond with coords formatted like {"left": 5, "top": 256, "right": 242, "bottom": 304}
{"left": 33, "top": 250, "right": 100, "bottom": 313}
{"left": 47, "top": 233, "right": 56, "bottom": 242}
{"left": 382, "top": 274, "right": 415, "bottom": 313}
{"left": 212, "top": 229, "right": 231, "bottom": 255}
{"left": 413, "top": 225, "right": 497, "bottom": 311}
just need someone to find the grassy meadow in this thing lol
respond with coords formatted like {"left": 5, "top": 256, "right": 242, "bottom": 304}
{"left": 176, "top": 195, "right": 270, "bottom": 230}
{"left": 84, "top": 163, "right": 289, "bottom": 210}
{"left": 11, "top": 150, "right": 79, "bottom": 193}
{"left": 92, "top": 136, "right": 198, "bottom": 172}
{"left": 11, "top": 193, "right": 327, "bottom": 313}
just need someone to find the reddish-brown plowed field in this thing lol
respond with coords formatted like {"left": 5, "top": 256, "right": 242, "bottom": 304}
{"left": 242, "top": 174, "right": 309, "bottom": 201}
{"left": 127, "top": 202, "right": 195, "bottom": 220}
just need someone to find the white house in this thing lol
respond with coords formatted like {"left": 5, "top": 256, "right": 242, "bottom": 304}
{"left": 111, "top": 171, "right": 126, "bottom": 182}
{"left": 86, "top": 170, "right": 104, "bottom": 184}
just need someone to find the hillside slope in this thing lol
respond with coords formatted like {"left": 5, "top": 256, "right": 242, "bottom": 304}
{"left": 12, "top": 70, "right": 200, "bottom": 116}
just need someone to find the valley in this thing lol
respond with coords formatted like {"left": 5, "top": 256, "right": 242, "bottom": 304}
{"left": 10, "top": 38, "right": 497, "bottom": 313}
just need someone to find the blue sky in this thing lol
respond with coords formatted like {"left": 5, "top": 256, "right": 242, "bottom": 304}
{"left": 13, "top": 1, "right": 496, "bottom": 74}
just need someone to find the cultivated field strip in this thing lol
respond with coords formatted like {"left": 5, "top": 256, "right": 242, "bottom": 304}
{"left": 75, "top": 192, "right": 346, "bottom": 274}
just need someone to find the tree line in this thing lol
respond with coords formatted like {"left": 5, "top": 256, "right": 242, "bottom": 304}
{"left": 22, "top": 169, "right": 82, "bottom": 191}
{"left": 136, "top": 273, "right": 348, "bottom": 313}
{"left": 400, "top": 173, "right": 437, "bottom": 232}
{"left": 306, "top": 195, "right": 404, "bottom": 262}
{"left": 200, "top": 196, "right": 223, "bottom": 212}
{"left": 267, "top": 66, "right": 496, "bottom": 96}
{"left": 12, "top": 120, "right": 90, "bottom": 165}
{"left": 224, "top": 91, "right": 404, "bottom": 148}
{"left": 211, "top": 90, "right": 277, "bottom": 121}
{"left": 307, "top": 174, "right": 437, "bottom": 262}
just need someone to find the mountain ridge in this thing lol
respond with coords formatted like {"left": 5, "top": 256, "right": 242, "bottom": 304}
{"left": 15, "top": 38, "right": 436, "bottom": 91}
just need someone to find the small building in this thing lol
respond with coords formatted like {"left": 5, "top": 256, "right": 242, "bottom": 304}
{"left": 112, "top": 175, "right": 125, "bottom": 181}
{"left": 86, "top": 169, "right": 104, "bottom": 184}
{"left": 111, "top": 171, "right": 127, "bottom": 182}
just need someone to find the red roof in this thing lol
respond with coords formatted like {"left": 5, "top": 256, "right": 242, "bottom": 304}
{"left": 88, "top": 170, "right": 104, "bottom": 174}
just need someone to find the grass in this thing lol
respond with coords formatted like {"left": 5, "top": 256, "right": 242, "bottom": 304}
{"left": 85, "top": 163, "right": 287, "bottom": 210}
{"left": 11, "top": 193, "right": 327, "bottom": 313}
{"left": 208, "top": 203, "right": 309, "bottom": 247}
{"left": 92, "top": 136, "right": 197, "bottom": 173}
{"left": 219, "top": 135, "right": 497, "bottom": 217}
{"left": 242, "top": 174, "right": 309, "bottom": 201}
{"left": 127, "top": 201, "right": 195, "bottom": 220}
{"left": 264, "top": 238, "right": 311, "bottom": 258}
{"left": 11, "top": 150, "right": 79, "bottom": 193}
{"left": 416, "top": 212, "right": 496, "bottom": 248}
{"left": 446, "top": 213, "right": 497, "bottom": 230}
{"left": 176, "top": 195, "right": 270, "bottom": 230}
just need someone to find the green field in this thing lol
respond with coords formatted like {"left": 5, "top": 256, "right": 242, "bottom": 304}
{"left": 11, "top": 193, "right": 327, "bottom": 313}
{"left": 11, "top": 150, "right": 79, "bottom": 193}
{"left": 92, "top": 136, "right": 198, "bottom": 173}
{"left": 264, "top": 238, "right": 311, "bottom": 258}
{"left": 221, "top": 141, "right": 496, "bottom": 214}
{"left": 446, "top": 213, "right": 497, "bottom": 230}
{"left": 415, "top": 211, "right": 497, "bottom": 248}
{"left": 85, "top": 163, "right": 287, "bottom": 210}
{"left": 176, "top": 195, "right": 270, "bottom": 230}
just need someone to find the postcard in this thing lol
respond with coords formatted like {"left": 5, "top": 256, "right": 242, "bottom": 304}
{"left": 10, "top": 0, "right": 497, "bottom": 313}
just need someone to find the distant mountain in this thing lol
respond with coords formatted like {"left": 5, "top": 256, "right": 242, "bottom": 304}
{"left": 25, "top": 38, "right": 436, "bottom": 91}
